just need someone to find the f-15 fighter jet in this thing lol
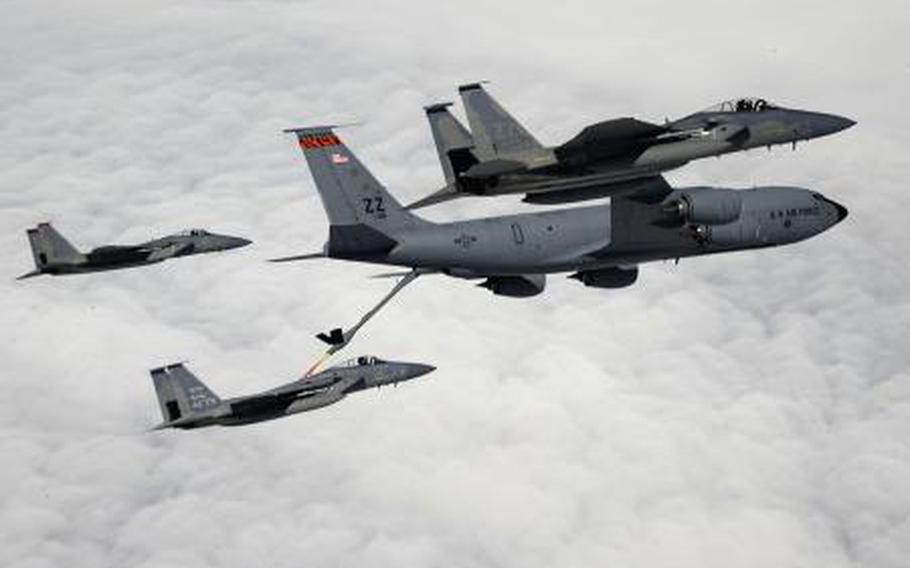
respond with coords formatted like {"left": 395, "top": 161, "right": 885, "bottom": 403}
{"left": 408, "top": 83, "right": 855, "bottom": 208}
{"left": 272, "top": 126, "right": 847, "bottom": 298}
{"left": 149, "top": 356, "right": 435, "bottom": 429}
{"left": 17, "top": 222, "right": 251, "bottom": 279}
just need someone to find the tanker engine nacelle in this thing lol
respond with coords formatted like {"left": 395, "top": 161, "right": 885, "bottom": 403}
{"left": 665, "top": 188, "right": 743, "bottom": 226}
{"left": 478, "top": 274, "right": 546, "bottom": 297}
{"left": 688, "top": 223, "right": 745, "bottom": 247}
{"left": 570, "top": 266, "right": 639, "bottom": 289}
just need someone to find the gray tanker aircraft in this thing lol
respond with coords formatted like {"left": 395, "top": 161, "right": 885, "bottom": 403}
{"left": 409, "top": 83, "right": 855, "bottom": 208}
{"left": 272, "top": 127, "right": 846, "bottom": 298}
{"left": 149, "top": 356, "right": 435, "bottom": 429}
{"left": 17, "top": 222, "right": 251, "bottom": 279}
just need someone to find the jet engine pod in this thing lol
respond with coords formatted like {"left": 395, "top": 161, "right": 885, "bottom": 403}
{"left": 570, "top": 266, "right": 638, "bottom": 289}
{"left": 478, "top": 274, "right": 546, "bottom": 297}
{"left": 665, "top": 188, "right": 743, "bottom": 226}
{"left": 688, "top": 223, "right": 743, "bottom": 246}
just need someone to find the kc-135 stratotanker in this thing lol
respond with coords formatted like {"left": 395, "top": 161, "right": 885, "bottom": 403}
{"left": 271, "top": 126, "right": 846, "bottom": 299}
{"left": 409, "top": 83, "right": 855, "bottom": 208}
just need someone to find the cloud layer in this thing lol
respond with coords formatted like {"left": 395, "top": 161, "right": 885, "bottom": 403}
{"left": 1, "top": 1, "right": 909, "bottom": 567}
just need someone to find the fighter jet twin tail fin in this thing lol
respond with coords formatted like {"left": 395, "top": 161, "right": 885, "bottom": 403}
{"left": 150, "top": 363, "right": 221, "bottom": 429}
{"left": 409, "top": 83, "right": 550, "bottom": 209}
{"left": 18, "top": 222, "right": 83, "bottom": 279}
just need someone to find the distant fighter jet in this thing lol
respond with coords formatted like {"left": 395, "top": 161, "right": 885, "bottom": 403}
{"left": 149, "top": 356, "right": 435, "bottom": 429}
{"left": 17, "top": 222, "right": 251, "bottom": 279}
{"left": 408, "top": 83, "right": 855, "bottom": 208}
{"left": 272, "top": 126, "right": 847, "bottom": 298}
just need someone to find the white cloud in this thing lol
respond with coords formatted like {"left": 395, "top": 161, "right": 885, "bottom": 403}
{"left": 1, "top": 1, "right": 909, "bottom": 566}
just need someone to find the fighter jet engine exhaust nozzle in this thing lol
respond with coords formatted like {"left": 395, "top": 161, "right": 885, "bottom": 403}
{"left": 663, "top": 188, "right": 743, "bottom": 226}
{"left": 478, "top": 274, "right": 546, "bottom": 297}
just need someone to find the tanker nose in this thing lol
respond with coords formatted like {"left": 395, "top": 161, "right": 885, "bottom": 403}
{"left": 833, "top": 201, "right": 848, "bottom": 223}
{"left": 818, "top": 195, "right": 848, "bottom": 225}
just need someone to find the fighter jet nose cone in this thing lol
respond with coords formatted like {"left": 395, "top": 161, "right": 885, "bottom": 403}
{"left": 832, "top": 115, "right": 856, "bottom": 133}
{"left": 232, "top": 237, "right": 253, "bottom": 249}
{"left": 813, "top": 113, "right": 856, "bottom": 137}
{"left": 413, "top": 364, "right": 436, "bottom": 377}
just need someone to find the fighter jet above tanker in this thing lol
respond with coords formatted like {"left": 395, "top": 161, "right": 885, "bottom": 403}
{"left": 17, "top": 222, "right": 251, "bottom": 279}
{"left": 271, "top": 126, "right": 847, "bottom": 298}
{"left": 408, "top": 83, "right": 855, "bottom": 208}
{"left": 149, "top": 356, "right": 435, "bottom": 429}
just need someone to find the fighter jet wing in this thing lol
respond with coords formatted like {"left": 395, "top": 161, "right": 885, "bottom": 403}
{"left": 325, "top": 374, "right": 362, "bottom": 396}
{"left": 146, "top": 242, "right": 192, "bottom": 262}
{"left": 522, "top": 175, "right": 673, "bottom": 205}
{"left": 708, "top": 122, "right": 750, "bottom": 145}
{"left": 254, "top": 372, "right": 336, "bottom": 400}
{"left": 562, "top": 117, "right": 669, "bottom": 146}
{"left": 616, "top": 175, "right": 674, "bottom": 203}
{"left": 405, "top": 185, "right": 465, "bottom": 210}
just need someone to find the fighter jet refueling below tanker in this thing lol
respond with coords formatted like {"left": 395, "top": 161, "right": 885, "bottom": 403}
{"left": 271, "top": 126, "right": 847, "bottom": 299}
{"left": 408, "top": 83, "right": 856, "bottom": 208}
{"left": 149, "top": 356, "right": 436, "bottom": 429}
{"left": 17, "top": 223, "right": 251, "bottom": 279}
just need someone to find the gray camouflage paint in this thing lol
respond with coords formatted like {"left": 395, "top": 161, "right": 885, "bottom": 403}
{"left": 281, "top": 126, "right": 846, "bottom": 294}
{"left": 18, "top": 223, "right": 251, "bottom": 279}
{"left": 150, "top": 356, "right": 436, "bottom": 429}
{"left": 410, "top": 85, "right": 855, "bottom": 207}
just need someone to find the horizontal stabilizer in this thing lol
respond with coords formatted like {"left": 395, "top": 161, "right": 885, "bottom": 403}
{"left": 282, "top": 123, "right": 363, "bottom": 135}
{"left": 268, "top": 252, "right": 326, "bottom": 263}
{"left": 405, "top": 186, "right": 465, "bottom": 210}
{"left": 16, "top": 269, "right": 43, "bottom": 280}
{"left": 462, "top": 159, "right": 527, "bottom": 179}
{"left": 370, "top": 270, "right": 419, "bottom": 279}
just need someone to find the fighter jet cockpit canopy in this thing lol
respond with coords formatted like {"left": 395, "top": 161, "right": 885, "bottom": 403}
{"left": 702, "top": 97, "right": 780, "bottom": 113}
{"left": 333, "top": 355, "right": 386, "bottom": 368}
{"left": 175, "top": 229, "right": 210, "bottom": 237}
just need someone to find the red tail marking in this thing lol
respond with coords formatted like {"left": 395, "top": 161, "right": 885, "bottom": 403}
{"left": 299, "top": 134, "right": 342, "bottom": 149}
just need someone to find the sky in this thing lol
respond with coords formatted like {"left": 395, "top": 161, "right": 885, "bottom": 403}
{"left": 1, "top": 1, "right": 909, "bottom": 566}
